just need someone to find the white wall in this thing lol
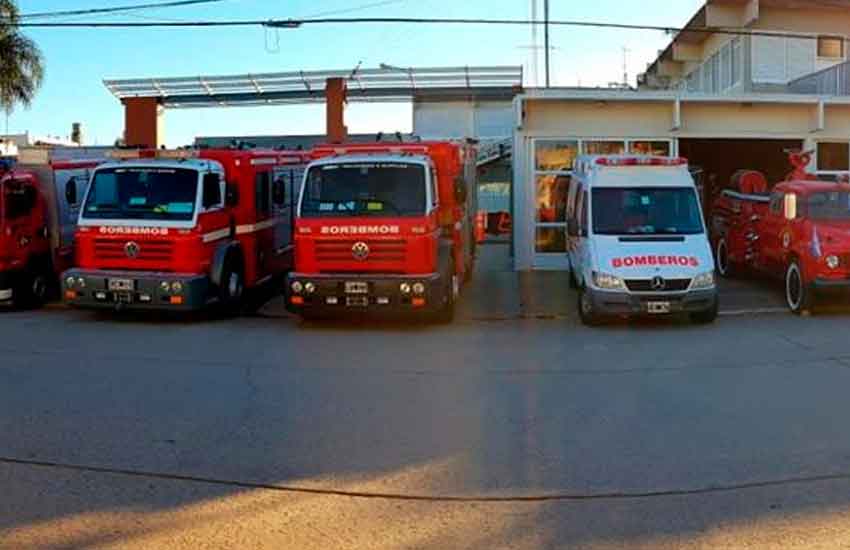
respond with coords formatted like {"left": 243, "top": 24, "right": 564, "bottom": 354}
{"left": 413, "top": 101, "right": 513, "bottom": 139}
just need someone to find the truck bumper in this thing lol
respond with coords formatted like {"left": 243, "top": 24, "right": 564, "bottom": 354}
{"left": 812, "top": 278, "right": 850, "bottom": 292}
{"left": 585, "top": 287, "right": 718, "bottom": 317}
{"left": 0, "top": 269, "right": 23, "bottom": 304}
{"left": 62, "top": 269, "right": 212, "bottom": 311}
{"left": 285, "top": 272, "right": 447, "bottom": 317}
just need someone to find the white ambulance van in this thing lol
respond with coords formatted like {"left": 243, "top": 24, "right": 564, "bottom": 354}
{"left": 566, "top": 155, "right": 718, "bottom": 325}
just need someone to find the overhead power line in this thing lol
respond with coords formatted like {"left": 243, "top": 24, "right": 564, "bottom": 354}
{"left": 11, "top": 16, "right": 842, "bottom": 42}
{"left": 20, "top": 0, "right": 228, "bottom": 19}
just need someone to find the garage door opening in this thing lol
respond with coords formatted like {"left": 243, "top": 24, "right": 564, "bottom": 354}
{"left": 679, "top": 138, "right": 803, "bottom": 217}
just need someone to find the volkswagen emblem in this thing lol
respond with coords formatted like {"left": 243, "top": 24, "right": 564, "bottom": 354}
{"left": 351, "top": 241, "right": 370, "bottom": 261}
{"left": 124, "top": 241, "right": 141, "bottom": 259}
{"left": 651, "top": 276, "right": 666, "bottom": 291}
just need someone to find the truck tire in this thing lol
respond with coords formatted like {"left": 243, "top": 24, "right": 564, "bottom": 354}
{"left": 433, "top": 267, "right": 458, "bottom": 324}
{"left": 785, "top": 260, "right": 812, "bottom": 315}
{"left": 577, "top": 286, "right": 602, "bottom": 326}
{"left": 14, "top": 265, "right": 49, "bottom": 309}
{"left": 218, "top": 258, "right": 244, "bottom": 316}
{"left": 715, "top": 238, "right": 736, "bottom": 278}
{"left": 690, "top": 301, "right": 719, "bottom": 324}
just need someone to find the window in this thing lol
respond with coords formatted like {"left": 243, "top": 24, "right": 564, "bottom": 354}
{"left": 2, "top": 182, "right": 37, "bottom": 220}
{"left": 535, "top": 175, "right": 570, "bottom": 223}
{"left": 429, "top": 167, "right": 439, "bottom": 208}
{"left": 818, "top": 36, "right": 844, "bottom": 59}
{"left": 255, "top": 171, "right": 271, "bottom": 216}
{"left": 82, "top": 168, "right": 198, "bottom": 221}
{"left": 591, "top": 187, "right": 703, "bottom": 236}
{"left": 769, "top": 192, "right": 784, "bottom": 215}
{"left": 806, "top": 191, "right": 850, "bottom": 220}
{"left": 579, "top": 190, "right": 588, "bottom": 236}
{"left": 535, "top": 141, "right": 578, "bottom": 172}
{"left": 817, "top": 142, "right": 850, "bottom": 172}
{"left": 629, "top": 141, "right": 671, "bottom": 156}
{"left": 582, "top": 141, "right": 625, "bottom": 155}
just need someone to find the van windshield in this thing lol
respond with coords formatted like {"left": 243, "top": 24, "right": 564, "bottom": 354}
{"left": 83, "top": 167, "right": 199, "bottom": 221}
{"left": 592, "top": 187, "right": 704, "bottom": 235}
{"left": 300, "top": 162, "right": 427, "bottom": 218}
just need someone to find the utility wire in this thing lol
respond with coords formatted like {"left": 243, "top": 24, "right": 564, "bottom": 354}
{"left": 20, "top": 0, "right": 229, "bottom": 19}
{"left": 11, "top": 16, "right": 840, "bottom": 42}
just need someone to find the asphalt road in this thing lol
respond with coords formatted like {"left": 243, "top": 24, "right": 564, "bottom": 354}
{"left": 4, "top": 304, "right": 850, "bottom": 548}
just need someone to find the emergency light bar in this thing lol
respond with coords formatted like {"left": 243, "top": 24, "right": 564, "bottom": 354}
{"left": 595, "top": 157, "right": 688, "bottom": 167}
{"left": 109, "top": 149, "right": 197, "bottom": 160}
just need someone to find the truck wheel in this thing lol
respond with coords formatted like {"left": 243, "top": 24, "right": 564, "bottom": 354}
{"left": 14, "top": 268, "right": 49, "bottom": 309}
{"left": 785, "top": 260, "right": 812, "bottom": 315}
{"left": 690, "top": 301, "right": 719, "bottom": 324}
{"left": 218, "top": 259, "right": 244, "bottom": 316}
{"left": 577, "top": 286, "right": 602, "bottom": 326}
{"left": 433, "top": 270, "right": 458, "bottom": 324}
{"left": 715, "top": 238, "right": 736, "bottom": 278}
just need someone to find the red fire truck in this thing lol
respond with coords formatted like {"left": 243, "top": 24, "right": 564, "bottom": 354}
{"left": 712, "top": 151, "right": 850, "bottom": 314}
{"left": 62, "top": 148, "right": 310, "bottom": 313}
{"left": 285, "top": 141, "right": 478, "bottom": 322}
{"left": 1, "top": 148, "right": 106, "bottom": 308}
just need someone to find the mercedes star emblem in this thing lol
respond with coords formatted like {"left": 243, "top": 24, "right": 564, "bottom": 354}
{"left": 125, "top": 241, "right": 141, "bottom": 259}
{"left": 651, "top": 276, "right": 666, "bottom": 291}
{"left": 351, "top": 241, "right": 370, "bottom": 261}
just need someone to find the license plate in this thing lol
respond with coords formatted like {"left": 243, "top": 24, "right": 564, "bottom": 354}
{"left": 346, "top": 296, "right": 369, "bottom": 307}
{"left": 108, "top": 278, "right": 134, "bottom": 291}
{"left": 646, "top": 301, "right": 671, "bottom": 314}
{"left": 344, "top": 281, "right": 369, "bottom": 294}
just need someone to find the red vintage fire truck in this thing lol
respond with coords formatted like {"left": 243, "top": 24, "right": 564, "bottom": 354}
{"left": 62, "top": 147, "right": 310, "bottom": 313}
{"left": 712, "top": 151, "right": 850, "bottom": 314}
{"left": 1, "top": 148, "right": 106, "bottom": 308}
{"left": 285, "top": 141, "right": 478, "bottom": 322}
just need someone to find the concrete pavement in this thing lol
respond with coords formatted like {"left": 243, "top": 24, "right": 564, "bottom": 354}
{"left": 3, "top": 245, "right": 850, "bottom": 549}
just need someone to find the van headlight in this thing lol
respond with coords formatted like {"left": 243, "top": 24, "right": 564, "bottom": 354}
{"left": 592, "top": 271, "right": 626, "bottom": 290}
{"left": 690, "top": 271, "right": 715, "bottom": 289}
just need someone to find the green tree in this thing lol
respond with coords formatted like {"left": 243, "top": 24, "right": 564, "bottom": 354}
{"left": 0, "top": 0, "right": 44, "bottom": 114}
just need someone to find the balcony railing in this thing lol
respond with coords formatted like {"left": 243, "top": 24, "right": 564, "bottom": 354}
{"left": 788, "top": 60, "right": 850, "bottom": 96}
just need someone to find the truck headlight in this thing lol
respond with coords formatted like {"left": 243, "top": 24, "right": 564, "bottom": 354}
{"left": 690, "top": 271, "right": 715, "bottom": 289}
{"left": 592, "top": 271, "right": 626, "bottom": 290}
{"left": 826, "top": 255, "right": 840, "bottom": 269}
{"left": 65, "top": 276, "right": 76, "bottom": 288}
{"left": 304, "top": 282, "right": 316, "bottom": 294}
{"left": 412, "top": 282, "right": 426, "bottom": 295}
{"left": 160, "top": 281, "right": 171, "bottom": 293}
{"left": 75, "top": 277, "right": 86, "bottom": 289}
{"left": 171, "top": 281, "right": 184, "bottom": 294}
{"left": 399, "top": 283, "right": 412, "bottom": 295}
{"left": 290, "top": 281, "right": 303, "bottom": 294}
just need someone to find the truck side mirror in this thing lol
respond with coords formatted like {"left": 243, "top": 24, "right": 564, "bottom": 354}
{"left": 454, "top": 177, "right": 467, "bottom": 204}
{"left": 202, "top": 173, "right": 222, "bottom": 209}
{"left": 225, "top": 183, "right": 239, "bottom": 207}
{"left": 272, "top": 177, "right": 286, "bottom": 206}
{"left": 65, "top": 177, "right": 78, "bottom": 205}
{"left": 567, "top": 218, "right": 579, "bottom": 237}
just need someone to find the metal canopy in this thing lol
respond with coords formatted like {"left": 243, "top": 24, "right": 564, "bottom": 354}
{"left": 104, "top": 66, "right": 524, "bottom": 108}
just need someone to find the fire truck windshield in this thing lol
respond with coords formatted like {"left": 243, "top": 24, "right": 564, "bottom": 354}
{"left": 300, "top": 162, "right": 427, "bottom": 218}
{"left": 592, "top": 187, "right": 704, "bottom": 236}
{"left": 83, "top": 167, "right": 199, "bottom": 221}
{"left": 806, "top": 191, "right": 850, "bottom": 220}
{"left": 1, "top": 180, "right": 36, "bottom": 222}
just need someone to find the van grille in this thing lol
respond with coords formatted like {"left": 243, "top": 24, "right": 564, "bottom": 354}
{"left": 625, "top": 278, "right": 691, "bottom": 292}
{"left": 315, "top": 239, "right": 406, "bottom": 263}
{"left": 93, "top": 239, "right": 174, "bottom": 262}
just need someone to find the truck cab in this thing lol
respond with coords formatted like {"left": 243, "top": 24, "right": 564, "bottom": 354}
{"left": 286, "top": 141, "right": 476, "bottom": 321}
{"left": 567, "top": 155, "right": 718, "bottom": 325}
{"left": 713, "top": 152, "right": 850, "bottom": 314}
{"left": 63, "top": 148, "right": 309, "bottom": 312}
{"left": 1, "top": 149, "right": 104, "bottom": 308}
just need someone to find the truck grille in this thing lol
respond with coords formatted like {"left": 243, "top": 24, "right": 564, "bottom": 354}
{"left": 93, "top": 239, "right": 174, "bottom": 262}
{"left": 315, "top": 239, "right": 407, "bottom": 263}
{"left": 625, "top": 278, "right": 691, "bottom": 292}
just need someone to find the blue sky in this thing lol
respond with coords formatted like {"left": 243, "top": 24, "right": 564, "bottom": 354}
{"left": 11, "top": 0, "right": 704, "bottom": 146}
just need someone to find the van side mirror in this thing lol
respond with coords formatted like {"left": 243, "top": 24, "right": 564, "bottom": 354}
{"left": 454, "top": 177, "right": 467, "bottom": 204}
{"left": 225, "top": 183, "right": 239, "bottom": 207}
{"left": 273, "top": 177, "right": 286, "bottom": 206}
{"left": 567, "top": 218, "right": 579, "bottom": 237}
{"left": 65, "top": 176, "right": 78, "bottom": 205}
{"left": 202, "top": 173, "right": 222, "bottom": 209}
